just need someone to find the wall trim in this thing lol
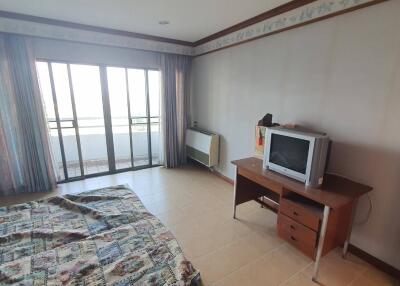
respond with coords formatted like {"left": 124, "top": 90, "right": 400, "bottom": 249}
{"left": 0, "top": 16, "right": 194, "bottom": 56}
{"left": 194, "top": 0, "right": 389, "bottom": 57}
{"left": 210, "top": 169, "right": 234, "bottom": 185}
{"left": 0, "top": 0, "right": 390, "bottom": 56}
{"left": 348, "top": 244, "right": 400, "bottom": 279}
{"left": 194, "top": 0, "right": 390, "bottom": 56}
{"left": 193, "top": 0, "right": 315, "bottom": 46}
{"left": 210, "top": 168, "right": 399, "bottom": 279}
{"left": 0, "top": 10, "right": 193, "bottom": 47}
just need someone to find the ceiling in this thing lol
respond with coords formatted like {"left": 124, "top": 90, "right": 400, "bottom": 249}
{"left": 0, "top": 0, "right": 291, "bottom": 42}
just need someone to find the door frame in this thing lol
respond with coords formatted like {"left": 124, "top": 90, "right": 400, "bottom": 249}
{"left": 37, "top": 59, "right": 162, "bottom": 183}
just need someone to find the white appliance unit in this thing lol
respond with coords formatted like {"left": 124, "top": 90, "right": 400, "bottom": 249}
{"left": 186, "top": 128, "right": 219, "bottom": 168}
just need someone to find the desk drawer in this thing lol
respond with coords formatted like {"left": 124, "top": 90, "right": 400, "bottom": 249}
{"left": 278, "top": 225, "right": 316, "bottom": 259}
{"left": 277, "top": 213, "right": 317, "bottom": 248}
{"left": 280, "top": 198, "right": 321, "bottom": 231}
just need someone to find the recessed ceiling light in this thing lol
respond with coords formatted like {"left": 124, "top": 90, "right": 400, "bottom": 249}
{"left": 158, "top": 20, "right": 170, "bottom": 25}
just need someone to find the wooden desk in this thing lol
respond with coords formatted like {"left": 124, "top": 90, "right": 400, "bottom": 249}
{"left": 231, "top": 157, "right": 372, "bottom": 282}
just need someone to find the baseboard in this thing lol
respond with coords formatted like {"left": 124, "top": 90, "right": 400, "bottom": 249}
{"left": 210, "top": 169, "right": 234, "bottom": 185}
{"left": 348, "top": 244, "right": 400, "bottom": 279}
{"left": 210, "top": 168, "right": 399, "bottom": 280}
{"left": 186, "top": 158, "right": 235, "bottom": 185}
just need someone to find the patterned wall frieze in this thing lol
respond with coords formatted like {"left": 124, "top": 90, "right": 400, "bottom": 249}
{"left": 0, "top": 0, "right": 385, "bottom": 57}
{"left": 194, "top": 0, "right": 384, "bottom": 56}
{"left": 0, "top": 17, "right": 195, "bottom": 56}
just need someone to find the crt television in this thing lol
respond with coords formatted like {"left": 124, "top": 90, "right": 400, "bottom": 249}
{"left": 264, "top": 127, "right": 330, "bottom": 187}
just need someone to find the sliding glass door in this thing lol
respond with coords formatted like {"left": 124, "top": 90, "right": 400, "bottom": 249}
{"left": 36, "top": 60, "right": 161, "bottom": 182}
{"left": 107, "top": 67, "right": 161, "bottom": 169}
{"left": 71, "top": 64, "right": 110, "bottom": 175}
{"left": 107, "top": 67, "right": 132, "bottom": 170}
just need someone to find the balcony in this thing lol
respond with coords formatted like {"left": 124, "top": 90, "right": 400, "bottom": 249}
{"left": 49, "top": 123, "right": 160, "bottom": 181}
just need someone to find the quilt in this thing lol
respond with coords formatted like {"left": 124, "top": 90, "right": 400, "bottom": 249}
{"left": 0, "top": 185, "right": 200, "bottom": 285}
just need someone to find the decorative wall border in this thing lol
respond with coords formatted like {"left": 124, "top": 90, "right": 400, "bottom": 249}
{"left": 194, "top": 0, "right": 389, "bottom": 56}
{"left": 0, "top": 10, "right": 193, "bottom": 46}
{"left": 194, "top": 0, "right": 315, "bottom": 46}
{"left": 0, "top": 0, "right": 389, "bottom": 56}
{"left": 0, "top": 16, "right": 194, "bottom": 56}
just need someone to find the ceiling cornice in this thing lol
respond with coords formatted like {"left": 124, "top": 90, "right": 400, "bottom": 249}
{"left": 0, "top": 10, "right": 194, "bottom": 47}
{"left": 193, "top": 0, "right": 315, "bottom": 46}
{"left": 193, "top": 0, "right": 390, "bottom": 56}
{"left": 0, "top": 0, "right": 391, "bottom": 56}
{"left": 0, "top": 1, "right": 317, "bottom": 48}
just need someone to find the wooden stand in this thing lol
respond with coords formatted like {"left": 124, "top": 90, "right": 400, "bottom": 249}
{"left": 232, "top": 157, "right": 372, "bottom": 282}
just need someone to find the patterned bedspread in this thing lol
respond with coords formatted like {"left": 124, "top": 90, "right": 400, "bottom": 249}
{"left": 0, "top": 186, "right": 200, "bottom": 285}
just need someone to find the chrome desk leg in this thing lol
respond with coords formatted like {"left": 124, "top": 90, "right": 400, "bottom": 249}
{"left": 233, "top": 167, "right": 237, "bottom": 219}
{"left": 343, "top": 238, "right": 350, "bottom": 259}
{"left": 343, "top": 200, "right": 358, "bottom": 258}
{"left": 312, "top": 205, "right": 330, "bottom": 282}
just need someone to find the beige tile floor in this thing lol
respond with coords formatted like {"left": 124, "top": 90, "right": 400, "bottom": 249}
{"left": 1, "top": 165, "right": 398, "bottom": 286}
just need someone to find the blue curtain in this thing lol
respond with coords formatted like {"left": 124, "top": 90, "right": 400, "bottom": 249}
{"left": 0, "top": 34, "right": 56, "bottom": 196}
{"left": 161, "top": 54, "right": 191, "bottom": 168}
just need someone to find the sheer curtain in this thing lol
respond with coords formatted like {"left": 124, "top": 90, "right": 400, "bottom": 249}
{"left": 160, "top": 54, "right": 191, "bottom": 168}
{"left": 0, "top": 34, "right": 56, "bottom": 196}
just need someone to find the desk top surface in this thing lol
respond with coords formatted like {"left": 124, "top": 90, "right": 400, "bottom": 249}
{"left": 232, "top": 157, "right": 372, "bottom": 209}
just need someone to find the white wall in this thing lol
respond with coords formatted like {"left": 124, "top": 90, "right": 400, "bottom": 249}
{"left": 191, "top": 1, "right": 400, "bottom": 269}
{"left": 31, "top": 37, "right": 162, "bottom": 68}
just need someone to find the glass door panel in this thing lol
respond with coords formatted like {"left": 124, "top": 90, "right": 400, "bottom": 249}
{"left": 70, "top": 64, "right": 109, "bottom": 175}
{"left": 61, "top": 128, "right": 80, "bottom": 177}
{"left": 51, "top": 63, "right": 81, "bottom": 178}
{"left": 36, "top": 62, "right": 65, "bottom": 181}
{"left": 128, "top": 69, "right": 149, "bottom": 167}
{"left": 107, "top": 67, "right": 132, "bottom": 170}
{"left": 52, "top": 63, "right": 74, "bottom": 119}
{"left": 36, "top": 62, "right": 56, "bottom": 120}
{"left": 148, "top": 70, "right": 161, "bottom": 164}
{"left": 49, "top": 129, "right": 65, "bottom": 181}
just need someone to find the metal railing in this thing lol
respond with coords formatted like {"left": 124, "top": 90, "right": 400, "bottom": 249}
{"left": 48, "top": 116, "right": 160, "bottom": 129}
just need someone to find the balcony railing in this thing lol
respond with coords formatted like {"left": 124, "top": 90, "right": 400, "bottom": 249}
{"left": 48, "top": 116, "right": 160, "bottom": 181}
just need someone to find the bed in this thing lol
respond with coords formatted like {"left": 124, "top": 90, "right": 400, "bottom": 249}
{"left": 0, "top": 185, "right": 200, "bottom": 285}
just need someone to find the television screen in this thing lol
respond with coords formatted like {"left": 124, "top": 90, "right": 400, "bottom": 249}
{"left": 269, "top": 134, "right": 310, "bottom": 174}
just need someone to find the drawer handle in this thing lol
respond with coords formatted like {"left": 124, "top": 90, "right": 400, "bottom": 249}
{"left": 290, "top": 225, "right": 295, "bottom": 230}
{"left": 290, "top": 236, "right": 297, "bottom": 242}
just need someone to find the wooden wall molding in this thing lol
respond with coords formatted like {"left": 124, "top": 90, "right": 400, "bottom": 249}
{"left": 194, "top": 0, "right": 390, "bottom": 56}
{"left": 211, "top": 169, "right": 234, "bottom": 185}
{"left": 193, "top": 0, "right": 316, "bottom": 46}
{"left": 348, "top": 244, "right": 400, "bottom": 280}
{"left": 0, "top": 0, "right": 389, "bottom": 56}
{"left": 0, "top": 10, "right": 193, "bottom": 47}
{"left": 0, "top": 14, "right": 194, "bottom": 56}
